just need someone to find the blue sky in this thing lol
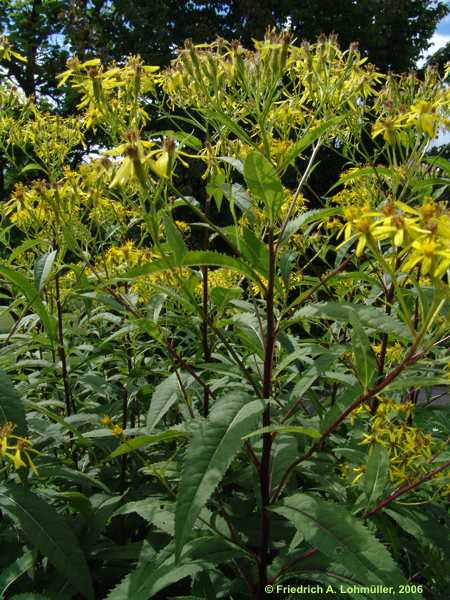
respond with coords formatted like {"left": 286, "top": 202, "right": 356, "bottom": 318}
{"left": 422, "top": 3, "right": 450, "bottom": 146}
{"left": 419, "top": 2, "right": 450, "bottom": 65}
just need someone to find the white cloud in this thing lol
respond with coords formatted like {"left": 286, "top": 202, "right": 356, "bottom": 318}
{"left": 417, "top": 32, "right": 450, "bottom": 67}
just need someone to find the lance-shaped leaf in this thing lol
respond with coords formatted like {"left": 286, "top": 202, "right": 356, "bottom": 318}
{"left": 0, "top": 550, "right": 36, "bottom": 597}
{"left": 243, "top": 151, "right": 283, "bottom": 221}
{"left": 280, "top": 116, "right": 344, "bottom": 171}
{"left": 284, "top": 302, "right": 412, "bottom": 340}
{"left": 0, "top": 265, "right": 56, "bottom": 341}
{"left": 272, "top": 493, "right": 421, "bottom": 598}
{"left": 110, "top": 430, "right": 188, "bottom": 458}
{"left": 147, "top": 372, "right": 194, "bottom": 432}
{"left": 163, "top": 215, "right": 188, "bottom": 264}
{"left": 364, "top": 444, "right": 389, "bottom": 506}
{"left": 350, "top": 315, "right": 377, "bottom": 389}
{"left": 0, "top": 370, "right": 28, "bottom": 436}
{"left": 175, "top": 394, "right": 263, "bottom": 561}
{"left": 0, "top": 485, "right": 94, "bottom": 600}
{"left": 280, "top": 208, "right": 339, "bottom": 243}
{"left": 106, "top": 541, "right": 208, "bottom": 600}
{"left": 127, "top": 250, "right": 265, "bottom": 290}
{"left": 34, "top": 250, "right": 57, "bottom": 291}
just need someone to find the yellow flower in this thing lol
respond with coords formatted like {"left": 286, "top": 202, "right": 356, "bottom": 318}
{"left": 402, "top": 237, "right": 450, "bottom": 277}
{"left": 407, "top": 101, "right": 438, "bottom": 137}
{"left": 110, "top": 424, "right": 124, "bottom": 437}
{"left": 372, "top": 115, "right": 407, "bottom": 144}
{"left": 351, "top": 465, "right": 365, "bottom": 485}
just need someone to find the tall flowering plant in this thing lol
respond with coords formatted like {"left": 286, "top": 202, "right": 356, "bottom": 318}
{"left": 0, "top": 31, "right": 449, "bottom": 600}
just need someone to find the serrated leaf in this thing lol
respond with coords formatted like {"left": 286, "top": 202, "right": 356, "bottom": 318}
{"left": 0, "top": 550, "right": 36, "bottom": 597}
{"left": 385, "top": 506, "right": 450, "bottom": 558}
{"left": 222, "top": 182, "right": 253, "bottom": 220}
{"left": 37, "top": 465, "right": 111, "bottom": 493}
{"left": 34, "top": 250, "right": 57, "bottom": 291}
{"left": 105, "top": 542, "right": 206, "bottom": 600}
{"left": 114, "top": 499, "right": 175, "bottom": 534}
{"left": 0, "top": 485, "right": 94, "bottom": 600}
{"left": 10, "top": 595, "right": 50, "bottom": 600}
{"left": 364, "top": 444, "right": 389, "bottom": 506}
{"left": 0, "top": 370, "right": 28, "bottom": 436}
{"left": 0, "top": 265, "right": 56, "bottom": 341}
{"left": 285, "top": 302, "right": 411, "bottom": 339}
{"left": 147, "top": 372, "right": 193, "bottom": 431}
{"left": 207, "top": 111, "right": 253, "bottom": 146}
{"left": 243, "top": 151, "right": 283, "bottom": 221}
{"left": 19, "top": 162, "right": 47, "bottom": 175}
{"left": 272, "top": 493, "right": 418, "bottom": 597}
{"left": 127, "top": 250, "right": 263, "bottom": 289}
{"left": 242, "top": 425, "right": 320, "bottom": 440}
{"left": 206, "top": 170, "right": 226, "bottom": 210}
{"left": 280, "top": 116, "right": 344, "bottom": 171}
{"left": 175, "top": 394, "right": 263, "bottom": 561}
{"left": 8, "top": 239, "right": 46, "bottom": 264}
{"left": 351, "top": 316, "right": 377, "bottom": 389}
{"left": 424, "top": 155, "right": 450, "bottom": 174}
{"left": 163, "top": 215, "right": 188, "bottom": 264}
{"left": 280, "top": 208, "right": 339, "bottom": 243}
{"left": 218, "top": 155, "right": 244, "bottom": 174}
{"left": 110, "top": 430, "right": 188, "bottom": 458}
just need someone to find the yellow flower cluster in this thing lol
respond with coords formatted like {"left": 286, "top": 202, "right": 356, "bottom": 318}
{"left": 103, "top": 240, "right": 151, "bottom": 271}
{"left": 372, "top": 69, "right": 450, "bottom": 144}
{"left": 352, "top": 398, "right": 438, "bottom": 486}
{"left": 58, "top": 56, "right": 159, "bottom": 131}
{"left": 371, "top": 341, "right": 404, "bottom": 365}
{"left": 206, "top": 267, "right": 241, "bottom": 289}
{"left": 0, "top": 422, "right": 38, "bottom": 474}
{"left": 5, "top": 180, "right": 80, "bottom": 233}
{"left": 337, "top": 197, "right": 450, "bottom": 276}
{"left": 100, "top": 415, "right": 123, "bottom": 437}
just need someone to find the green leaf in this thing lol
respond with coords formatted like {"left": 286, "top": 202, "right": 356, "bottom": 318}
{"left": 424, "top": 155, "right": 450, "bottom": 174}
{"left": 37, "top": 465, "right": 111, "bottom": 493}
{"left": 280, "top": 208, "right": 339, "bottom": 243}
{"left": 10, "top": 595, "right": 50, "bottom": 600}
{"left": 285, "top": 302, "right": 411, "bottom": 339}
{"left": 0, "top": 485, "right": 94, "bottom": 600}
{"left": 147, "top": 372, "right": 193, "bottom": 431}
{"left": 207, "top": 110, "right": 253, "bottom": 146}
{"left": 34, "top": 250, "right": 57, "bottom": 291}
{"left": 272, "top": 494, "right": 418, "bottom": 597}
{"left": 105, "top": 542, "right": 206, "bottom": 600}
{"left": 8, "top": 239, "right": 46, "bottom": 264}
{"left": 0, "top": 370, "right": 28, "bottom": 436}
{"left": 222, "top": 182, "right": 253, "bottom": 220}
{"left": 240, "top": 227, "right": 269, "bottom": 275}
{"left": 242, "top": 425, "right": 320, "bottom": 440}
{"left": 280, "top": 116, "right": 343, "bottom": 170}
{"left": 364, "top": 444, "right": 389, "bottom": 506}
{"left": 218, "top": 155, "right": 244, "bottom": 174}
{"left": 163, "top": 215, "right": 188, "bottom": 264}
{"left": 333, "top": 165, "right": 393, "bottom": 189}
{"left": 114, "top": 499, "right": 175, "bottom": 535}
{"left": 110, "top": 430, "right": 188, "bottom": 458}
{"left": 128, "top": 250, "right": 264, "bottom": 290}
{"left": 206, "top": 170, "right": 226, "bottom": 210}
{"left": 0, "top": 265, "right": 56, "bottom": 341}
{"left": 351, "top": 316, "right": 377, "bottom": 388}
{"left": 0, "top": 550, "right": 36, "bottom": 597}
{"left": 19, "top": 162, "right": 47, "bottom": 175}
{"left": 243, "top": 151, "right": 283, "bottom": 221}
{"left": 175, "top": 394, "right": 263, "bottom": 561}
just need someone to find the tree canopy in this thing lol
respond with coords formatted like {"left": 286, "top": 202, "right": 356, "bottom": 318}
{"left": 0, "top": 0, "right": 448, "bottom": 103}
